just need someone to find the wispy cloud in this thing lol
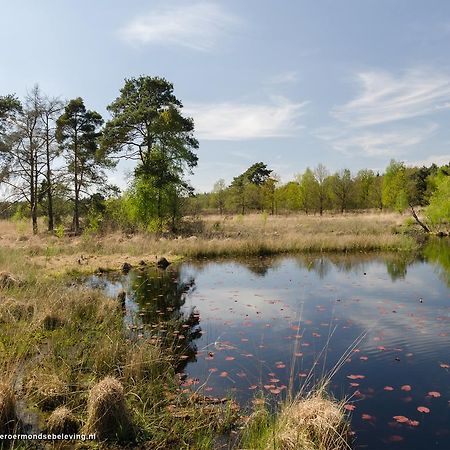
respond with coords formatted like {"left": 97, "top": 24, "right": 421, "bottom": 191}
{"left": 332, "top": 68, "right": 450, "bottom": 127}
{"left": 186, "top": 98, "right": 308, "bottom": 140}
{"left": 119, "top": 3, "right": 240, "bottom": 51}
{"left": 320, "top": 124, "right": 438, "bottom": 157}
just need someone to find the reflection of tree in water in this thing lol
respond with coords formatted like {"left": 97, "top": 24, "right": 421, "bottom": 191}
{"left": 129, "top": 267, "right": 201, "bottom": 372}
{"left": 295, "top": 256, "right": 331, "bottom": 279}
{"left": 424, "top": 238, "right": 450, "bottom": 286}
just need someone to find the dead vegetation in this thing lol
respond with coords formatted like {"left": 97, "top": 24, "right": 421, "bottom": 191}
{"left": 46, "top": 406, "right": 79, "bottom": 434}
{"left": 0, "top": 382, "right": 18, "bottom": 434}
{"left": 84, "top": 377, "right": 134, "bottom": 441}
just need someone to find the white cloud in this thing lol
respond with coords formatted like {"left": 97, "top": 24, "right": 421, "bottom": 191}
{"left": 119, "top": 3, "right": 240, "bottom": 51}
{"left": 318, "top": 124, "right": 438, "bottom": 157}
{"left": 186, "top": 98, "right": 308, "bottom": 140}
{"left": 332, "top": 68, "right": 450, "bottom": 127}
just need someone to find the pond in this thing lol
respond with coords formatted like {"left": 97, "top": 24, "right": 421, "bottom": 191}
{"left": 87, "top": 239, "right": 450, "bottom": 450}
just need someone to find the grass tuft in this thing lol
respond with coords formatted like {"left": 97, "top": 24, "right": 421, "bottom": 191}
{"left": 46, "top": 406, "right": 79, "bottom": 434}
{"left": 84, "top": 376, "right": 134, "bottom": 442}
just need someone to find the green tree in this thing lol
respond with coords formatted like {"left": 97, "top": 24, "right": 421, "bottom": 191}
{"left": 102, "top": 76, "right": 198, "bottom": 230}
{"left": 230, "top": 162, "right": 272, "bottom": 214}
{"left": 314, "top": 163, "right": 330, "bottom": 216}
{"left": 212, "top": 179, "right": 227, "bottom": 215}
{"left": 331, "top": 168, "right": 353, "bottom": 213}
{"left": 425, "top": 166, "right": 450, "bottom": 231}
{"left": 56, "top": 98, "right": 108, "bottom": 234}
{"left": 354, "top": 169, "right": 375, "bottom": 209}
{"left": 382, "top": 160, "right": 408, "bottom": 212}
{"left": 297, "top": 168, "right": 318, "bottom": 214}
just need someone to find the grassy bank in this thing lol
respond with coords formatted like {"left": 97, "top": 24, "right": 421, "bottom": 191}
{"left": 0, "top": 212, "right": 417, "bottom": 275}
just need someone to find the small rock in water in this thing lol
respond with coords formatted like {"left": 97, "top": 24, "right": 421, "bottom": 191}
{"left": 157, "top": 257, "right": 171, "bottom": 269}
{"left": 121, "top": 262, "right": 132, "bottom": 273}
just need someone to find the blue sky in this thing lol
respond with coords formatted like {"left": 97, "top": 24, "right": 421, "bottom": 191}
{"left": 2, "top": 0, "right": 450, "bottom": 192}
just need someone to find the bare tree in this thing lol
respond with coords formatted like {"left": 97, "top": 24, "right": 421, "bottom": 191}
{"left": 38, "top": 93, "right": 64, "bottom": 231}
{"left": 0, "top": 86, "right": 47, "bottom": 234}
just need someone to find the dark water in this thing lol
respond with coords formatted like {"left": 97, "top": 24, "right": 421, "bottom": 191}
{"left": 88, "top": 239, "right": 450, "bottom": 450}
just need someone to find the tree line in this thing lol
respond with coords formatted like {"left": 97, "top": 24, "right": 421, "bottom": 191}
{"left": 0, "top": 77, "right": 198, "bottom": 234}
{"left": 192, "top": 160, "right": 449, "bottom": 232}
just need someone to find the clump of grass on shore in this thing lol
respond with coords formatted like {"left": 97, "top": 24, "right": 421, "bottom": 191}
{"left": 240, "top": 390, "right": 350, "bottom": 450}
{"left": 84, "top": 376, "right": 134, "bottom": 441}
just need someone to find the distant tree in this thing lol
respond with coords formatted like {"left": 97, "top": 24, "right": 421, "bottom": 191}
{"left": 297, "top": 168, "right": 318, "bottom": 214}
{"left": 212, "top": 179, "right": 227, "bottom": 214}
{"left": 382, "top": 160, "right": 408, "bottom": 212}
{"left": 102, "top": 76, "right": 198, "bottom": 230}
{"left": 56, "top": 98, "right": 109, "bottom": 234}
{"left": 354, "top": 169, "right": 375, "bottom": 209}
{"left": 425, "top": 165, "right": 450, "bottom": 231}
{"left": 230, "top": 162, "right": 272, "bottom": 214}
{"left": 262, "top": 174, "right": 279, "bottom": 214}
{"left": 331, "top": 168, "right": 353, "bottom": 213}
{"left": 314, "top": 163, "right": 330, "bottom": 216}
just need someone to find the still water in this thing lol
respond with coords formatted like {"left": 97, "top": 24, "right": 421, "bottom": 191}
{"left": 88, "top": 240, "right": 450, "bottom": 450}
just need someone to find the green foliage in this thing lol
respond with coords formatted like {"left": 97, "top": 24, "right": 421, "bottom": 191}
{"left": 56, "top": 98, "right": 112, "bottom": 234}
{"left": 54, "top": 224, "right": 65, "bottom": 239}
{"left": 102, "top": 76, "right": 198, "bottom": 231}
{"left": 382, "top": 160, "right": 408, "bottom": 212}
{"left": 425, "top": 169, "right": 450, "bottom": 229}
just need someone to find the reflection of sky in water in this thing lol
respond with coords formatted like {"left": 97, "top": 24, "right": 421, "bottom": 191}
{"left": 90, "top": 253, "right": 450, "bottom": 450}
{"left": 178, "top": 257, "right": 450, "bottom": 450}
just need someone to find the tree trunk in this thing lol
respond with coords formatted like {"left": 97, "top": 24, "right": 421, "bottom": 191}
{"left": 45, "top": 122, "right": 54, "bottom": 231}
{"left": 409, "top": 204, "right": 430, "bottom": 233}
{"left": 73, "top": 130, "right": 80, "bottom": 234}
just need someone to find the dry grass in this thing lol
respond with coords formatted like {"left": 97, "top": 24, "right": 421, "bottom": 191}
{"left": 84, "top": 376, "right": 134, "bottom": 441}
{"left": 0, "top": 212, "right": 416, "bottom": 275}
{"left": 273, "top": 392, "right": 350, "bottom": 450}
{"left": 25, "top": 371, "right": 69, "bottom": 411}
{"left": 241, "top": 390, "right": 350, "bottom": 450}
{"left": 46, "top": 406, "right": 79, "bottom": 434}
{"left": 0, "top": 382, "right": 17, "bottom": 434}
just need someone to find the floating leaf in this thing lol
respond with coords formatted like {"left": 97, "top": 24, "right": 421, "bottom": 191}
{"left": 384, "top": 386, "right": 394, "bottom": 391}
{"left": 408, "top": 420, "right": 420, "bottom": 427}
{"left": 344, "top": 404, "right": 356, "bottom": 411}
{"left": 417, "top": 406, "right": 430, "bottom": 413}
{"left": 393, "top": 415, "right": 409, "bottom": 423}
{"left": 428, "top": 391, "right": 441, "bottom": 398}
{"left": 361, "top": 414, "right": 373, "bottom": 420}
{"left": 401, "top": 385, "right": 412, "bottom": 392}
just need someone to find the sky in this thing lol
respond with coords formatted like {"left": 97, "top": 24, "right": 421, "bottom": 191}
{"left": 1, "top": 0, "right": 450, "bottom": 192}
